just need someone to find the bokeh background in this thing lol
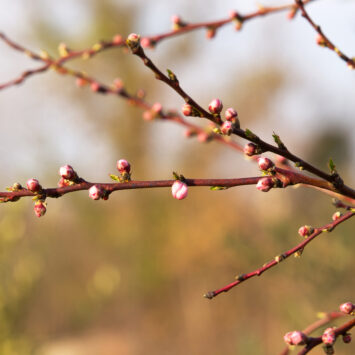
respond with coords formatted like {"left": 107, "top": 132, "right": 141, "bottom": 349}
{"left": 0, "top": 0, "right": 354, "bottom": 354}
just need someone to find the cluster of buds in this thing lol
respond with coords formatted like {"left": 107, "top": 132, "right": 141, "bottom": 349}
{"left": 26, "top": 178, "right": 46, "bottom": 217}
{"left": 339, "top": 302, "right": 354, "bottom": 315}
{"left": 298, "top": 225, "right": 314, "bottom": 238}
{"left": 171, "top": 180, "right": 188, "bottom": 200}
{"left": 257, "top": 157, "right": 275, "bottom": 171}
{"left": 283, "top": 330, "right": 308, "bottom": 346}
{"left": 58, "top": 165, "right": 78, "bottom": 187}
{"left": 143, "top": 102, "right": 163, "bottom": 121}
{"left": 220, "top": 107, "right": 240, "bottom": 136}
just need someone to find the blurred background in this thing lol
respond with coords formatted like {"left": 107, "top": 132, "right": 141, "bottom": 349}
{"left": 0, "top": 0, "right": 354, "bottom": 354}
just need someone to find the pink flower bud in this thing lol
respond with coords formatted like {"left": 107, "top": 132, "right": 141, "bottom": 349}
{"left": 151, "top": 102, "right": 162, "bottom": 114}
{"left": 197, "top": 132, "right": 209, "bottom": 143}
{"left": 316, "top": 34, "right": 326, "bottom": 46}
{"left": 89, "top": 185, "right": 104, "bottom": 200}
{"left": 182, "top": 103, "right": 193, "bottom": 116}
{"left": 112, "top": 34, "right": 123, "bottom": 45}
{"left": 339, "top": 302, "right": 354, "bottom": 314}
{"left": 136, "top": 88, "right": 145, "bottom": 99}
{"left": 343, "top": 333, "right": 352, "bottom": 343}
{"left": 76, "top": 77, "right": 87, "bottom": 87}
{"left": 26, "top": 178, "right": 41, "bottom": 192}
{"left": 113, "top": 78, "right": 124, "bottom": 89}
{"left": 126, "top": 33, "right": 141, "bottom": 49}
{"left": 332, "top": 211, "right": 342, "bottom": 221}
{"left": 243, "top": 143, "right": 257, "bottom": 156}
{"left": 256, "top": 177, "right": 274, "bottom": 192}
{"left": 284, "top": 331, "right": 307, "bottom": 346}
{"left": 208, "top": 98, "right": 223, "bottom": 114}
{"left": 91, "top": 82, "right": 100, "bottom": 92}
{"left": 171, "top": 15, "right": 181, "bottom": 24}
{"left": 225, "top": 108, "right": 238, "bottom": 121}
{"left": 298, "top": 225, "right": 314, "bottom": 237}
{"left": 291, "top": 331, "right": 307, "bottom": 346}
{"left": 117, "top": 159, "right": 131, "bottom": 174}
{"left": 277, "top": 155, "right": 288, "bottom": 165}
{"left": 34, "top": 201, "right": 46, "bottom": 217}
{"left": 59, "top": 165, "right": 75, "bottom": 180}
{"left": 322, "top": 328, "right": 336, "bottom": 345}
{"left": 283, "top": 332, "right": 294, "bottom": 346}
{"left": 257, "top": 157, "right": 274, "bottom": 171}
{"left": 171, "top": 180, "right": 188, "bottom": 200}
{"left": 221, "top": 121, "right": 233, "bottom": 135}
{"left": 143, "top": 110, "right": 154, "bottom": 121}
{"left": 58, "top": 177, "right": 69, "bottom": 188}
{"left": 229, "top": 10, "right": 239, "bottom": 19}
{"left": 206, "top": 28, "right": 216, "bottom": 39}
{"left": 141, "top": 37, "right": 154, "bottom": 48}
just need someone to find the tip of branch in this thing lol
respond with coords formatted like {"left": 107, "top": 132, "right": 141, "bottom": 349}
{"left": 203, "top": 291, "right": 215, "bottom": 300}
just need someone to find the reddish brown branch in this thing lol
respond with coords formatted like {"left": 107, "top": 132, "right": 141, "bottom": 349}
{"left": 295, "top": 0, "right": 355, "bottom": 69}
{"left": 278, "top": 312, "right": 345, "bottom": 355}
{"left": 204, "top": 210, "right": 355, "bottom": 299}
{"left": 297, "top": 317, "right": 355, "bottom": 354}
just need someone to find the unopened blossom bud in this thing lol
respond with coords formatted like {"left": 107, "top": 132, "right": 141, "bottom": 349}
{"left": 291, "top": 331, "right": 307, "bottom": 346}
{"left": 322, "top": 328, "right": 336, "bottom": 345}
{"left": 197, "top": 132, "right": 209, "bottom": 143}
{"left": 243, "top": 142, "right": 257, "bottom": 156}
{"left": 58, "top": 177, "right": 69, "bottom": 188}
{"left": 141, "top": 37, "right": 155, "bottom": 48}
{"left": 76, "top": 77, "right": 87, "bottom": 87}
{"left": 34, "top": 201, "right": 46, "bottom": 217}
{"left": 89, "top": 185, "right": 104, "bottom": 200}
{"left": 342, "top": 333, "right": 352, "bottom": 343}
{"left": 117, "top": 159, "right": 131, "bottom": 174}
{"left": 258, "top": 157, "right": 274, "bottom": 171}
{"left": 171, "top": 15, "right": 181, "bottom": 24}
{"left": 184, "top": 129, "right": 197, "bottom": 138}
{"left": 136, "top": 88, "right": 146, "bottom": 99}
{"left": 126, "top": 33, "right": 141, "bottom": 50}
{"left": 171, "top": 180, "right": 188, "bottom": 200}
{"left": 287, "top": 9, "right": 297, "bottom": 20}
{"left": 182, "top": 103, "right": 193, "bottom": 116}
{"left": 112, "top": 34, "right": 123, "bottom": 45}
{"left": 151, "top": 102, "right": 162, "bottom": 114}
{"left": 206, "top": 27, "right": 216, "bottom": 39}
{"left": 26, "top": 178, "right": 41, "bottom": 192}
{"left": 284, "top": 331, "right": 307, "bottom": 346}
{"left": 208, "top": 98, "right": 223, "bottom": 114}
{"left": 91, "top": 82, "right": 100, "bottom": 92}
{"left": 298, "top": 225, "right": 314, "bottom": 237}
{"left": 332, "top": 211, "right": 342, "bottom": 221}
{"left": 113, "top": 78, "right": 124, "bottom": 90}
{"left": 12, "top": 182, "right": 22, "bottom": 191}
{"left": 316, "top": 34, "right": 326, "bottom": 46}
{"left": 225, "top": 108, "right": 238, "bottom": 121}
{"left": 339, "top": 302, "right": 354, "bottom": 314}
{"left": 277, "top": 155, "right": 288, "bottom": 165}
{"left": 283, "top": 332, "right": 294, "bottom": 346}
{"left": 256, "top": 177, "right": 274, "bottom": 192}
{"left": 59, "top": 165, "right": 75, "bottom": 180}
{"left": 221, "top": 121, "right": 233, "bottom": 135}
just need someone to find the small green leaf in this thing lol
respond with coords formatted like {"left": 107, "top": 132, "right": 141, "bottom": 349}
{"left": 245, "top": 128, "right": 257, "bottom": 140}
{"left": 167, "top": 69, "right": 178, "bottom": 82}
{"left": 328, "top": 158, "right": 337, "bottom": 174}
{"left": 210, "top": 186, "right": 229, "bottom": 191}
{"left": 109, "top": 174, "right": 120, "bottom": 182}
{"left": 172, "top": 171, "right": 180, "bottom": 180}
{"left": 272, "top": 131, "right": 287, "bottom": 150}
